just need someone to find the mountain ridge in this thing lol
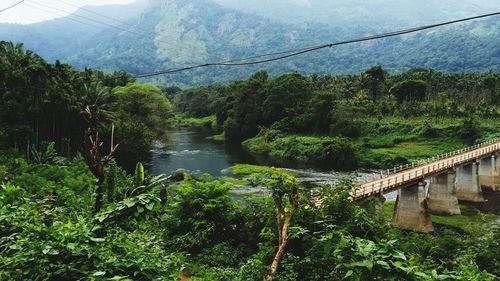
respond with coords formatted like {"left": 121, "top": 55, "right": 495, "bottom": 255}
{"left": 1, "top": 0, "right": 499, "bottom": 85}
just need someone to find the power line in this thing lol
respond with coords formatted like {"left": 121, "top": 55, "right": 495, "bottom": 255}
{"left": 20, "top": 1, "right": 110, "bottom": 30}
{"left": 26, "top": 1, "right": 140, "bottom": 34}
{"left": 133, "top": 11, "right": 500, "bottom": 78}
{"left": 20, "top": 0, "right": 200, "bottom": 54}
{"left": 0, "top": 0, "right": 25, "bottom": 13}
{"left": 54, "top": 0, "right": 144, "bottom": 30}
{"left": 53, "top": 0, "right": 318, "bottom": 59}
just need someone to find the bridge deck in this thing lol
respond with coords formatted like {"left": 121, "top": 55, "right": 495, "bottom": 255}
{"left": 351, "top": 139, "right": 500, "bottom": 200}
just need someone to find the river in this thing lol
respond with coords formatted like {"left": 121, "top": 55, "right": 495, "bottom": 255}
{"left": 147, "top": 128, "right": 392, "bottom": 197}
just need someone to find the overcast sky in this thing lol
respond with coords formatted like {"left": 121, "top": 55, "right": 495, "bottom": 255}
{"left": 0, "top": 0, "right": 135, "bottom": 24}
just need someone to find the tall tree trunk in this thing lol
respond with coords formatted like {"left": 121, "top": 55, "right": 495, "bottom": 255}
{"left": 94, "top": 177, "right": 105, "bottom": 213}
{"left": 262, "top": 172, "right": 299, "bottom": 281}
{"left": 265, "top": 240, "right": 288, "bottom": 281}
{"left": 264, "top": 210, "right": 293, "bottom": 281}
{"left": 264, "top": 214, "right": 291, "bottom": 281}
{"left": 82, "top": 106, "right": 118, "bottom": 214}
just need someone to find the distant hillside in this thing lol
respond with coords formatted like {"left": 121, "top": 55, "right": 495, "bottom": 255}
{"left": 213, "top": 0, "right": 500, "bottom": 27}
{"left": 1, "top": 0, "right": 499, "bottom": 86}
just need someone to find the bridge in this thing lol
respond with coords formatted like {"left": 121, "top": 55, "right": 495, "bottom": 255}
{"left": 350, "top": 138, "right": 500, "bottom": 232}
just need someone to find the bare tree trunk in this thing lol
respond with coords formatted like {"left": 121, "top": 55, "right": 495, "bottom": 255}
{"left": 82, "top": 106, "right": 118, "bottom": 214}
{"left": 262, "top": 173, "right": 300, "bottom": 281}
{"left": 264, "top": 214, "right": 291, "bottom": 281}
{"left": 265, "top": 241, "right": 288, "bottom": 281}
{"left": 94, "top": 177, "right": 105, "bottom": 213}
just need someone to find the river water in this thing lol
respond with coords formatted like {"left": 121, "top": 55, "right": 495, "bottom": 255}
{"left": 147, "top": 128, "right": 391, "bottom": 197}
{"left": 148, "top": 128, "right": 256, "bottom": 177}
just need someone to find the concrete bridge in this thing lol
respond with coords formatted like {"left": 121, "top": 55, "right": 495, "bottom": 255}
{"left": 350, "top": 138, "right": 500, "bottom": 232}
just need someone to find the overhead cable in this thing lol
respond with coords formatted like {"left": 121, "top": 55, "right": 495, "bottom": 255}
{"left": 133, "top": 11, "right": 500, "bottom": 78}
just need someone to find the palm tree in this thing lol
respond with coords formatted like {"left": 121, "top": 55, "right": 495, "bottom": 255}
{"left": 80, "top": 81, "right": 119, "bottom": 212}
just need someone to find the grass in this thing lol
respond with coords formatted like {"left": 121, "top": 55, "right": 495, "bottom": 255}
{"left": 230, "top": 164, "right": 294, "bottom": 176}
{"left": 209, "top": 133, "right": 225, "bottom": 141}
{"left": 241, "top": 136, "right": 270, "bottom": 155}
{"left": 360, "top": 116, "right": 500, "bottom": 127}
{"left": 359, "top": 137, "right": 467, "bottom": 168}
{"left": 168, "top": 115, "right": 217, "bottom": 128}
{"left": 218, "top": 176, "right": 249, "bottom": 186}
{"left": 384, "top": 201, "right": 498, "bottom": 234}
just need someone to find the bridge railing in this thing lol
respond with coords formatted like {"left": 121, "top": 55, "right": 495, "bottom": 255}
{"left": 360, "top": 138, "right": 500, "bottom": 184}
{"left": 352, "top": 138, "right": 500, "bottom": 199}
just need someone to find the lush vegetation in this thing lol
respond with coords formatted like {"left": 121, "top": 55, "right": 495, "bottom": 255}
{"left": 1, "top": 40, "right": 499, "bottom": 280}
{"left": 0, "top": 41, "right": 172, "bottom": 169}
{"left": 173, "top": 67, "right": 500, "bottom": 169}
{"left": 1, "top": 153, "right": 498, "bottom": 280}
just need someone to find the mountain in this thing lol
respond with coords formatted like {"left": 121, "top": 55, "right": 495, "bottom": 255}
{"left": 1, "top": 0, "right": 499, "bottom": 86}
{"left": 0, "top": 0, "right": 149, "bottom": 63}
{"left": 213, "top": 0, "right": 500, "bottom": 27}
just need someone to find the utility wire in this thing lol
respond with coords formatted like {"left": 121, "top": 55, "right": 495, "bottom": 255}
{"left": 133, "top": 11, "right": 500, "bottom": 78}
{"left": 55, "top": 0, "right": 319, "bottom": 60}
{"left": 0, "top": 0, "right": 25, "bottom": 13}
{"left": 54, "top": 0, "right": 145, "bottom": 29}
{"left": 20, "top": 1, "right": 111, "bottom": 30}
{"left": 22, "top": 0, "right": 200, "bottom": 54}
{"left": 27, "top": 1, "right": 140, "bottom": 34}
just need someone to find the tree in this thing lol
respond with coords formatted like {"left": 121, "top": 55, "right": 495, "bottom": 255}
{"left": 259, "top": 170, "right": 300, "bottom": 281}
{"left": 482, "top": 74, "right": 499, "bottom": 105}
{"left": 364, "top": 65, "right": 386, "bottom": 101}
{"left": 224, "top": 71, "right": 268, "bottom": 140}
{"left": 83, "top": 83, "right": 118, "bottom": 213}
{"left": 112, "top": 83, "right": 173, "bottom": 135}
{"left": 389, "top": 80, "right": 428, "bottom": 102}
{"left": 112, "top": 83, "right": 173, "bottom": 165}
{"left": 309, "top": 91, "right": 335, "bottom": 133}
{"left": 262, "top": 72, "right": 312, "bottom": 125}
{"left": 460, "top": 116, "right": 481, "bottom": 144}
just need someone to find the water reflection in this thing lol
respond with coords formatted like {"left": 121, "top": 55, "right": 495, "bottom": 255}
{"left": 148, "top": 128, "right": 385, "bottom": 197}
{"left": 148, "top": 128, "right": 257, "bottom": 176}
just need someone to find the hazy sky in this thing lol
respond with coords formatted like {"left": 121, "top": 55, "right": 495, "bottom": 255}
{"left": 0, "top": 0, "right": 136, "bottom": 24}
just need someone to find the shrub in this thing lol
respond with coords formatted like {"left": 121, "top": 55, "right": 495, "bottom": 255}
{"left": 163, "top": 176, "right": 239, "bottom": 252}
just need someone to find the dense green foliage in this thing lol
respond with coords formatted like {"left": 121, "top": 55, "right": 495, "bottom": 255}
{"left": 1, "top": 153, "right": 497, "bottom": 280}
{"left": 173, "top": 67, "right": 500, "bottom": 169}
{"left": 112, "top": 83, "right": 173, "bottom": 165}
{"left": 0, "top": 33, "right": 499, "bottom": 280}
{"left": 0, "top": 41, "right": 129, "bottom": 152}
{"left": 0, "top": 42, "right": 172, "bottom": 167}
{"left": 242, "top": 130, "right": 359, "bottom": 170}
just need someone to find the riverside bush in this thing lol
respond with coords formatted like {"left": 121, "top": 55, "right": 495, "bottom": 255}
{"left": 243, "top": 134, "right": 359, "bottom": 170}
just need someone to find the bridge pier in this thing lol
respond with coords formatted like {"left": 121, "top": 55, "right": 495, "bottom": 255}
{"left": 455, "top": 162, "right": 485, "bottom": 202}
{"left": 392, "top": 181, "right": 434, "bottom": 233}
{"left": 479, "top": 154, "right": 500, "bottom": 192}
{"left": 428, "top": 170, "right": 460, "bottom": 215}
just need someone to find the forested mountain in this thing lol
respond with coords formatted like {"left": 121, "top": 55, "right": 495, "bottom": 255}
{"left": 1, "top": 0, "right": 499, "bottom": 85}
{"left": 213, "top": 0, "right": 500, "bottom": 27}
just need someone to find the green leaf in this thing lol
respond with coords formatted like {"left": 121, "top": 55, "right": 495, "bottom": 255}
{"left": 93, "top": 271, "right": 106, "bottom": 276}
{"left": 415, "top": 272, "right": 430, "bottom": 279}
{"left": 96, "top": 215, "right": 107, "bottom": 222}
{"left": 90, "top": 237, "right": 105, "bottom": 242}
{"left": 350, "top": 260, "right": 373, "bottom": 272}
{"left": 343, "top": 270, "right": 353, "bottom": 279}
{"left": 392, "top": 251, "right": 407, "bottom": 260}
{"left": 376, "top": 260, "right": 390, "bottom": 269}
{"left": 42, "top": 245, "right": 52, "bottom": 254}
